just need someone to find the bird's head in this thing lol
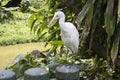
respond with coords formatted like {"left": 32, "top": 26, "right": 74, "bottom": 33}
{"left": 48, "top": 11, "right": 65, "bottom": 27}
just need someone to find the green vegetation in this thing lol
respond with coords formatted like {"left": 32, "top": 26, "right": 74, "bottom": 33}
{"left": 0, "top": 0, "right": 13, "bottom": 22}
{"left": 0, "top": 0, "right": 45, "bottom": 46}
{"left": 0, "top": 11, "right": 37, "bottom": 46}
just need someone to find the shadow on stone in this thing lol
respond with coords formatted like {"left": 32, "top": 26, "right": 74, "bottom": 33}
{"left": 56, "top": 64, "right": 80, "bottom": 80}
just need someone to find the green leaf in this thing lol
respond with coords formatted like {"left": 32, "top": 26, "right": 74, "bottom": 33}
{"left": 85, "top": 2, "right": 93, "bottom": 28}
{"left": 80, "top": 0, "right": 94, "bottom": 47}
{"left": 38, "top": 32, "right": 47, "bottom": 40}
{"left": 1, "top": 0, "right": 10, "bottom": 6}
{"left": 28, "top": 14, "right": 37, "bottom": 31}
{"left": 29, "top": 7, "right": 39, "bottom": 12}
{"left": 39, "top": 19, "right": 47, "bottom": 32}
{"left": 35, "top": 19, "right": 48, "bottom": 38}
{"left": 38, "top": 5, "right": 48, "bottom": 12}
{"left": 29, "top": 5, "right": 48, "bottom": 12}
{"left": 104, "top": 0, "right": 116, "bottom": 60}
{"left": 104, "top": 0, "right": 115, "bottom": 37}
{"left": 48, "top": 41, "right": 63, "bottom": 46}
{"left": 76, "top": 0, "right": 95, "bottom": 26}
{"left": 111, "top": 22, "right": 120, "bottom": 65}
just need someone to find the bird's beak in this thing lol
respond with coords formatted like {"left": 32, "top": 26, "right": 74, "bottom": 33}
{"left": 48, "top": 16, "right": 58, "bottom": 28}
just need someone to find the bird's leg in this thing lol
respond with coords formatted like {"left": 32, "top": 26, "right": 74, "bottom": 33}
{"left": 65, "top": 48, "right": 69, "bottom": 64}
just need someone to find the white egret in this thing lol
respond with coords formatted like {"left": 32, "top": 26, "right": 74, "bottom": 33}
{"left": 48, "top": 11, "right": 79, "bottom": 61}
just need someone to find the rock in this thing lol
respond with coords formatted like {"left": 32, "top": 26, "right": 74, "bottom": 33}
{"left": 30, "top": 50, "right": 46, "bottom": 59}
{"left": 47, "top": 63, "right": 60, "bottom": 71}
{"left": 0, "top": 70, "right": 16, "bottom": 80}
{"left": 24, "top": 68, "right": 49, "bottom": 80}
{"left": 12, "top": 54, "right": 25, "bottom": 64}
{"left": 50, "top": 78, "right": 57, "bottom": 80}
{"left": 56, "top": 64, "right": 80, "bottom": 80}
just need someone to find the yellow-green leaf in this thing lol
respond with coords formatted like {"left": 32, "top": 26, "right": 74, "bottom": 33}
{"left": 48, "top": 41, "right": 63, "bottom": 46}
{"left": 1, "top": 0, "right": 10, "bottom": 6}
{"left": 28, "top": 14, "right": 37, "bottom": 31}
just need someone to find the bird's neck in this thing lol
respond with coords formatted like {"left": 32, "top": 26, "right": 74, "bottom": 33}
{"left": 59, "top": 17, "right": 67, "bottom": 33}
{"left": 59, "top": 17, "right": 65, "bottom": 30}
{"left": 59, "top": 17, "right": 65, "bottom": 24}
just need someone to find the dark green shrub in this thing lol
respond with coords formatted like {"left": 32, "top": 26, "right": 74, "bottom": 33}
{"left": 19, "top": 0, "right": 30, "bottom": 12}
{"left": 0, "top": 0, "right": 13, "bottom": 22}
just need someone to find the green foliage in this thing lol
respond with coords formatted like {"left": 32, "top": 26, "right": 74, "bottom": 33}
{"left": 48, "top": 41, "right": 63, "bottom": 46}
{"left": 104, "top": 0, "right": 116, "bottom": 64}
{"left": 104, "top": 0, "right": 115, "bottom": 37}
{"left": 20, "top": 0, "right": 45, "bottom": 13}
{"left": 0, "top": 0, "right": 10, "bottom": 7}
{"left": 110, "top": 22, "right": 120, "bottom": 69}
{"left": 77, "top": 0, "right": 119, "bottom": 61}
{"left": 19, "top": 0, "right": 30, "bottom": 12}
{"left": 85, "top": 59, "right": 113, "bottom": 79}
{"left": 30, "top": 0, "right": 45, "bottom": 9}
{"left": 0, "top": 0, "right": 13, "bottom": 22}
{"left": 77, "top": 0, "right": 119, "bottom": 79}
{"left": 0, "top": 12, "right": 36, "bottom": 46}
{"left": 0, "top": 8, "right": 13, "bottom": 22}
{"left": 76, "top": 0, "right": 95, "bottom": 26}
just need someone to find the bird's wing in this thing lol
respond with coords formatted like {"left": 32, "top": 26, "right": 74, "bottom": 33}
{"left": 64, "top": 22, "right": 79, "bottom": 53}
{"left": 71, "top": 28, "right": 79, "bottom": 53}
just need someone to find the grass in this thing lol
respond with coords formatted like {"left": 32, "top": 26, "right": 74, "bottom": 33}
{"left": 0, "top": 11, "right": 37, "bottom": 46}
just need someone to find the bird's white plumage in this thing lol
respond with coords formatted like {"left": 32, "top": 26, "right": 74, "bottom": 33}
{"left": 49, "top": 11, "right": 79, "bottom": 54}
{"left": 60, "top": 22, "right": 79, "bottom": 53}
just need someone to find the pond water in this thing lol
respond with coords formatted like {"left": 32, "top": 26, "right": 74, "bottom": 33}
{"left": 0, "top": 42, "right": 50, "bottom": 69}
